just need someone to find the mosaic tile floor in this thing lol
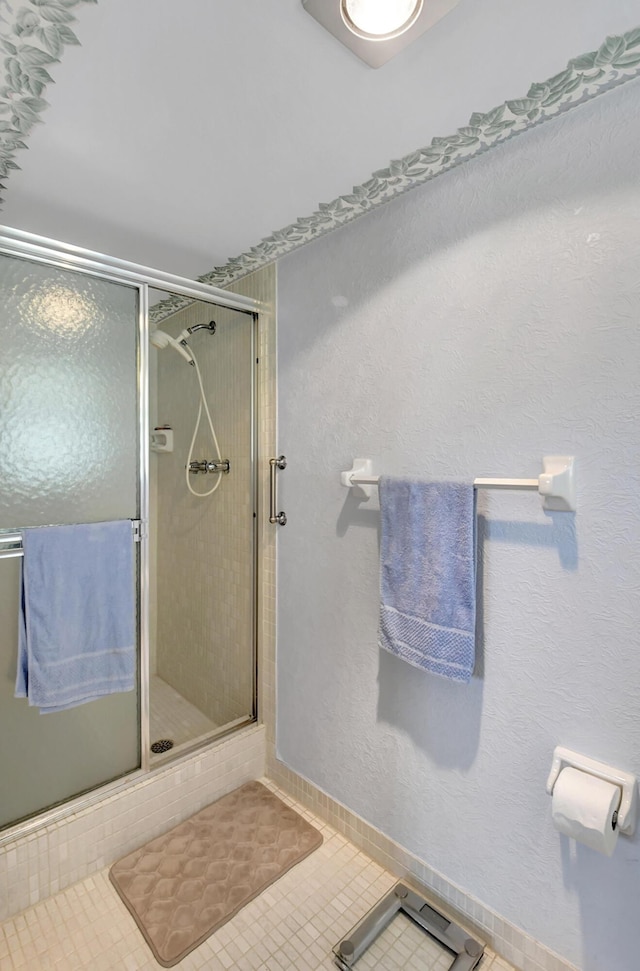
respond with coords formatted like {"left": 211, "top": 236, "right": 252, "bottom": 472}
{"left": 0, "top": 782, "right": 516, "bottom": 971}
{"left": 149, "top": 675, "right": 218, "bottom": 758}
{"left": 352, "top": 911, "right": 454, "bottom": 971}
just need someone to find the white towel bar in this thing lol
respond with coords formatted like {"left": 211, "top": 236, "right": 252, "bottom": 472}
{"left": 341, "top": 456, "right": 576, "bottom": 511}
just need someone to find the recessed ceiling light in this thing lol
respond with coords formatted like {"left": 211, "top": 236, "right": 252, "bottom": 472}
{"left": 340, "top": 0, "right": 423, "bottom": 41}
{"left": 302, "top": 0, "right": 462, "bottom": 68}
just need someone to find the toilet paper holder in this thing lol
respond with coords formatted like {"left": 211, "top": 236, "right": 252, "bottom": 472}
{"left": 546, "top": 746, "right": 637, "bottom": 836}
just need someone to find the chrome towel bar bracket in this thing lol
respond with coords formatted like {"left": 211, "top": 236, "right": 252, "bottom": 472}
{"left": 0, "top": 533, "right": 23, "bottom": 559}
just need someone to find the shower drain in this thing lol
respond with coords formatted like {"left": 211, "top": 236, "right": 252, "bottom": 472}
{"left": 150, "top": 739, "right": 174, "bottom": 754}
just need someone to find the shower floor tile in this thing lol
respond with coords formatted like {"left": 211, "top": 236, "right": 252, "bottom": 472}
{"left": 0, "top": 781, "right": 515, "bottom": 971}
{"left": 149, "top": 674, "right": 218, "bottom": 753}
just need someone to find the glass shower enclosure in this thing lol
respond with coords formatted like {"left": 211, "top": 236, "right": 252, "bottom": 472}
{"left": 148, "top": 293, "right": 257, "bottom": 761}
{"left": 0, "top": 228, "right": 259, "bottom": 832}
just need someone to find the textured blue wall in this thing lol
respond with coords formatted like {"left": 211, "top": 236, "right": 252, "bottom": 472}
{"left": 276, "top": 78, "right": 640, "bottom": 969}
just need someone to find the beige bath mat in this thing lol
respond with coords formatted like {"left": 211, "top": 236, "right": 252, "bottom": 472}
{"left": 109, "top": 780, "right": 323, "bottom": 967}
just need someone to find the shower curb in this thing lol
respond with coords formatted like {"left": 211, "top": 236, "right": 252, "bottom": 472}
{"left": 0, "top": 724, "right": 265, "bottom": 923}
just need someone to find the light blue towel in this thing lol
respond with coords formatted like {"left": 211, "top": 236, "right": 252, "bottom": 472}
{"left": 15, "top": 521, "right": 136, "bottom": 713}
{"left": 378, "top": 478, "right": 476, "bottom": 683}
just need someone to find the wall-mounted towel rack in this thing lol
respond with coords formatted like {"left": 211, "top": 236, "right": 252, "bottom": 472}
{"left": 0, "top": 533, "right": 23, "bottom": 560}
{"left": 341, "top": 456, "right": 576, "bottom": 511}
{"left": 0, "top": 520, "right": 145, "bottom": 561}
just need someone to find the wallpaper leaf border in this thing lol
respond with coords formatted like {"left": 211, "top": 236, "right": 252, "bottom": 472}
{"left": 0, "top": 9, "right": 637, "bottom": 319}
{"left": 0, "top": 0, "right": 95, "bottom": 191}
{"left": 152, "top": 24, "right": 640, "bottom": 322}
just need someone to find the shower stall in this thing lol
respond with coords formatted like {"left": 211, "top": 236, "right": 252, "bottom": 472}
{"left": 0, "top": 227, "right": 262, "bottom": 833}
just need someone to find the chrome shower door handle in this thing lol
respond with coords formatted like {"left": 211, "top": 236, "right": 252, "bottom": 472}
{"left": 269, "top": 455, "right": 287, "bottom": 525}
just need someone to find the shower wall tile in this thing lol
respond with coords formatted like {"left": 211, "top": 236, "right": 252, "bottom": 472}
{"left": 154, "top": 298, "right": 255, "bottom": 726}
{"left": 231, "top": 265, "right": 277, "bottom": 747}
{"left": 0, "top": 724, "right": 265, "bottom": 923}
{"left": 153, "top": 264, "right": 275, "bottom": 732}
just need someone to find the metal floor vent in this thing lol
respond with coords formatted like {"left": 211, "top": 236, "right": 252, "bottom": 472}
{"left": 333, "top": 884, "right": 484, "bottom": 971}
{"left": 150, "top": 739, "right": 174, "bottom": 754}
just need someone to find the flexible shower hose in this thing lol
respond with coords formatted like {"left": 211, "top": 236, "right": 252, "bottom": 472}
{"left": 185, "top": 348, "right": 223, "bottom": 498}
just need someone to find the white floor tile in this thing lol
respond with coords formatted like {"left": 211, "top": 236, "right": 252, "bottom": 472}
{"left": 0, "top": 781, "right": 512, "bottom": 971}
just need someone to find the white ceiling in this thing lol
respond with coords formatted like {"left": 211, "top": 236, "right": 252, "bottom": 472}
{"left": 1, "top": 0, "right": 638, "bottom": 278}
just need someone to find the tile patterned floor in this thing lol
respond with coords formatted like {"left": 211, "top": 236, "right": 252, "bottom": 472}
{"left": 353, "top": 911, "right": 453, "bottom": 971}
{"left": 149, "top": 675, "right": 218, "bottom": 758}
{"left": 0, "top": 781, "right": 517, "bottom": 971}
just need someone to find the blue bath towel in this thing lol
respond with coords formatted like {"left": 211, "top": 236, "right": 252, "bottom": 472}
{"left": 378, "top": 479, "right": 476, "bottom": 683}
{"left": 15, "top": 521, "right": 136, "bottom": 713}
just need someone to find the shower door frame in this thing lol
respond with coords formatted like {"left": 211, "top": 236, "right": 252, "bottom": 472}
{"left": 0, "top": 226, "right": 261, "bottom": 838}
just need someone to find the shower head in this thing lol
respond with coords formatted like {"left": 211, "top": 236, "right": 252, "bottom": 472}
{"left": 176, "top": 320, "right": 216, "bottom": 344}
{"left": 150, "top": 329, "right": 194, "bottom": 365}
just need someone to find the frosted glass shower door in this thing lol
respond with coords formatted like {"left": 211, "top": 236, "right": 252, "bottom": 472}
{"left": 0, "top": 253, "right": 141, "bottom": 830}
{"left": 151, "top": 297, "right": 256, "bottom": 756}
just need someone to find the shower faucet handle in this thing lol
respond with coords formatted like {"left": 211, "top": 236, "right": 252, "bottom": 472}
{"left": 188, "top": 460, "right": 230, "bottom": 475}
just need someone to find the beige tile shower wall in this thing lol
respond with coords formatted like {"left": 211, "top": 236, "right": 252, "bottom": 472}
{"left": 155, "top": 300, "right": 255, "bottom": 726}
{"left": 226, "top": 265, "right": 277, "bottom": 743}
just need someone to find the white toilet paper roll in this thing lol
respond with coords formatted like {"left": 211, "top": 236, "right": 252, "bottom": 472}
{"left": 552, "top": 766, "right": 621, "bottom": 856}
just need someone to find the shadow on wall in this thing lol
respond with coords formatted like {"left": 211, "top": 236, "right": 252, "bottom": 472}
{"left": 484, "top": 509, "right": 578, "bottom": 572}
{"left": 336, "top": 490, "right": 382, "bottom": 537}
{"left": 374, "top": 513, "right": 488, "bottom": 772}
{"left": 375, "top": 510, "right": 578, "bottom": 770}
{"left": 377, "top": 648, "right": 484, "bottom": 771}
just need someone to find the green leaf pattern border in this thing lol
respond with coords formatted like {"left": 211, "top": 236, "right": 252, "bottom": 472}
{"left": 0, "top": 0, "right": 95, "bottom": 192}
{"left": 0, "top": 8, "right": 636, "bottom": 319}
{"left": 152, "top": 25, "right": 640, "bottom": 323}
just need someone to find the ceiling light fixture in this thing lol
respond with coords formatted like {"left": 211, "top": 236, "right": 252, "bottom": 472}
{"left": 302, "top": 0, "right": 462, "bottom": 68}
{"left": 340, "top": 0, "right": 423, "bottom": 41}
